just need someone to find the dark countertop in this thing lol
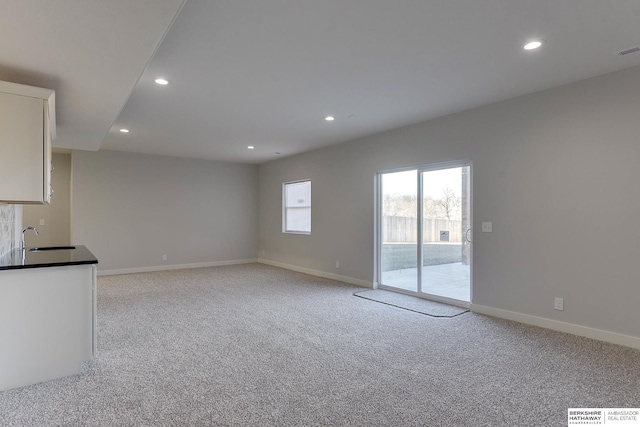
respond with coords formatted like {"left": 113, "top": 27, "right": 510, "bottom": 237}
{"left": 0, "top": 245, "right": 98, "bottom": 270}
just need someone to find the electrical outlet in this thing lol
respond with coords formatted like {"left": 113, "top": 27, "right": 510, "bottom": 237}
{"left": 554, "top": 297, "right": 564, "bottom": 311}
{"left": 482, "top": 222, "right": 493, "bottom": 232}
{"left": 162, "top": 254, "right": 168, "bottom": 261}
{"left": 261, "top": 249, "right": 265, "bottom": 256}
{"left": 335, "top": 261, "right": 340, "bottom": 269}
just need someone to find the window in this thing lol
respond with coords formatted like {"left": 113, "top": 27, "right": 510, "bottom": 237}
{"left": 283, "top": 180, "right": 311, "bottom": 234}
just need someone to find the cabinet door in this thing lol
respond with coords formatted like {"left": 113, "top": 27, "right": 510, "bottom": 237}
{"left": 43, "top": 101, "right": 52, "bottom": 203}
{"left": 0, "top": 91, "right": 45, "bottom": 203}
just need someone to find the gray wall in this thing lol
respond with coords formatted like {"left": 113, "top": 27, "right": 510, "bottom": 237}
{"left": 23, "top": 153, "right": 71, "bottom": 247}
{"left": 72, "top": 150, "right": 258, "bottom": 271}
{"left": 258, "top": 65, "right": 640, "bottom": 339}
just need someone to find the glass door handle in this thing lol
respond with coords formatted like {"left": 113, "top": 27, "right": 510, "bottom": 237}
{"left": 465, "top": 228, "right": 472, "bottom": 242}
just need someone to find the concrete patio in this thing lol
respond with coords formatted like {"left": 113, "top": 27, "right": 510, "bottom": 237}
{"left": 381, "top": 262, "right": 470, "bottom": 302}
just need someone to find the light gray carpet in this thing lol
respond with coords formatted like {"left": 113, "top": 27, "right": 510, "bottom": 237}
{"left": 353, "top": 289, "right": 469, "bottom": 317}
{"left": 1, "top": 263, "right": 639, "bottom": 426}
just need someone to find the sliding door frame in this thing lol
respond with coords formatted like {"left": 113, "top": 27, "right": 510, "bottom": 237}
{"left": 375, "top": 160, "right": 473, "bottom": 307}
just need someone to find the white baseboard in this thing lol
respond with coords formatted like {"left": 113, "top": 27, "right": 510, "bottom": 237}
{"left": 258, "top": 259, "right": 372, "bottom": 288}
{"left": 472, "top": 303, "right": 640, "bottom": 350}
{"left": 98, "top": 259, "right": 258, "bottom": 276}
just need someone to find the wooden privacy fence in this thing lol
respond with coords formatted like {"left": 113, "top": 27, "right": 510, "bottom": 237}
{"left": 383, "top": 216, "right": 462, "bottom": 243}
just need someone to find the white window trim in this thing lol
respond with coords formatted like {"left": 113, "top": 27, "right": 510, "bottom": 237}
{"left": 282, "top": 179, "right": 311, "bottom": 235}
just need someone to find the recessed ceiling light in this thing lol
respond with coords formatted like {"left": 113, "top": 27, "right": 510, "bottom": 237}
{"left": 247, "top": 145, "right": 255, "bottom": 150}
{"left": 523, "top": 40, "right": 544, "bottom": 50}
{"left": 325, "top": 116, "right": 335, "bottom": 121}
{"left": 119, "top": 128, "right": 130, "bottom": 133}
{"left": 155, "top": 78, "right": 170, "bottom": 85}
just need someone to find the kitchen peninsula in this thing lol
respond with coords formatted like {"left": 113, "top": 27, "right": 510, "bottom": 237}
{"left": 0, "top": 246, "right": 97, "bottom": 391}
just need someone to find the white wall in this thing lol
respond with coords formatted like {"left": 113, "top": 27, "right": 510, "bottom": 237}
{"left": 72, "top": 150, "right": 258, "bottom": 272}
{"left": 258, "top": 65, "right": 640, "bottom": 340}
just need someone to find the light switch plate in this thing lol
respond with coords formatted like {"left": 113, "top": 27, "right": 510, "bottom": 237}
{"left": 39, "top": 219, "right": 45, "bottom": 226}
{"left": 482, "top": 222, "right": 493, "bottom": 232}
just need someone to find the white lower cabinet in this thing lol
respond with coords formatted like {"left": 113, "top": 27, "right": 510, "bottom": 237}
{"left": 0, "top": 264, "right": 96, "bottom": 391}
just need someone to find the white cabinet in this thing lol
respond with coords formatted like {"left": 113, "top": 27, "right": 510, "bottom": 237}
{"left": 0, "top": 264, "right": 96, "bottom": 392}
{"left": 0, "top": 80, "right": 56, "bottom": 204}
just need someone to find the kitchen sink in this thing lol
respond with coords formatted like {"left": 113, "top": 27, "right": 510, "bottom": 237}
{"left": 29, "top": 246, "right": 77, "bottom": 252}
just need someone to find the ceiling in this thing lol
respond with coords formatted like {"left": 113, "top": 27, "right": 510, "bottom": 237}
{"left": 4, "top": 1, "right": 640, "bottom": 164}
{"left": 0, "top": 0, "right": 185, "bottom": 152}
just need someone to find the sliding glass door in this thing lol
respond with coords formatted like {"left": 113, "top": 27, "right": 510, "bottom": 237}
{"left": 378, "top": 162, "right": 472, "bottom": 303}
{"left": 380, "top": 169, "right": 418, "bottom": 292}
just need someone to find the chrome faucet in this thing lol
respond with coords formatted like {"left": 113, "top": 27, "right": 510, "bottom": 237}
{"left": 21, "top": 227, "right": 39, "bottom": 250}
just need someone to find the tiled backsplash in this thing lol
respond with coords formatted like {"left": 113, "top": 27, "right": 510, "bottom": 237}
{"left": 0, "top": 204, "right": 17, "bottom": 257}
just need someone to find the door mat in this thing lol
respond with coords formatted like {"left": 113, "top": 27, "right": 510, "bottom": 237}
{"left": 353, "top": 289, "right": 469, "bottom": 318}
